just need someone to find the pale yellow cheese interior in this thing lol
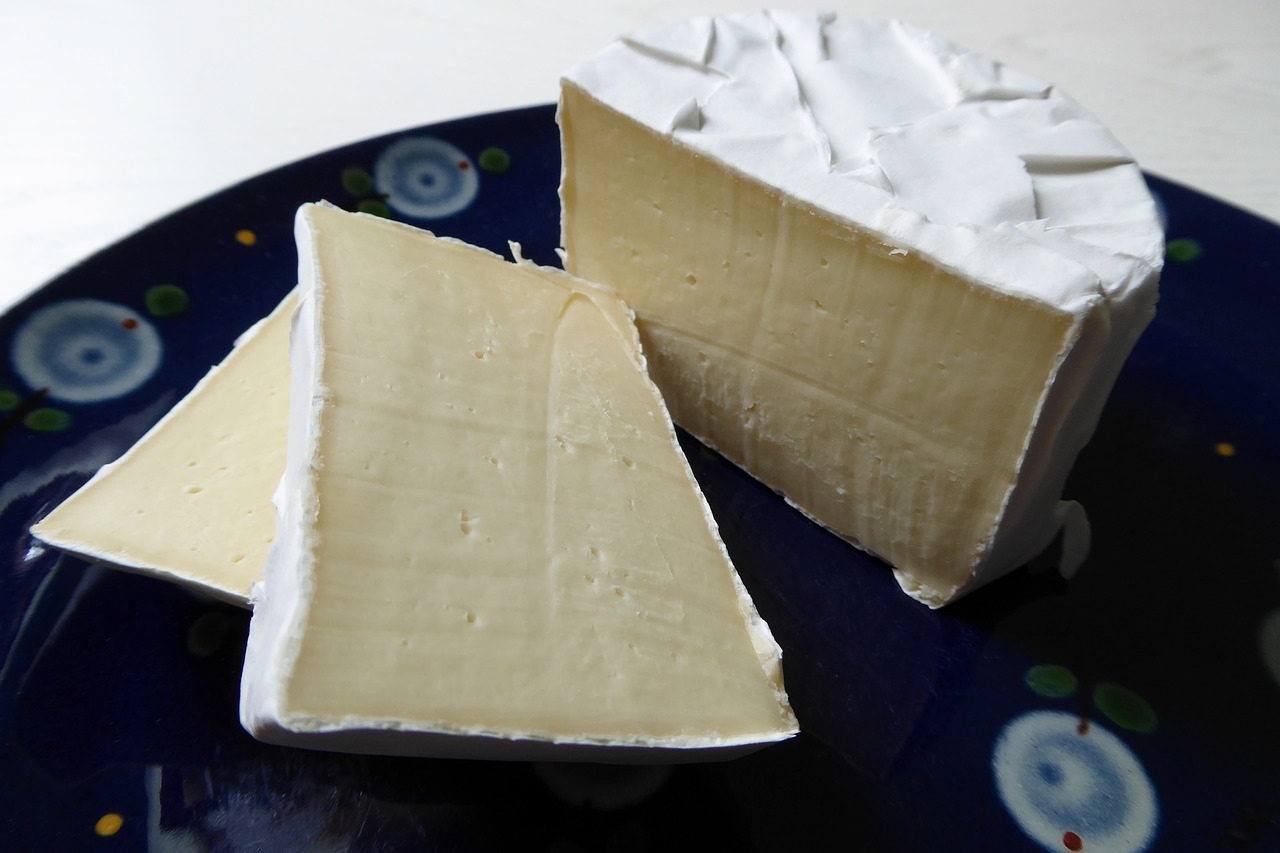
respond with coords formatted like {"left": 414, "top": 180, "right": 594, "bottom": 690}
{"left": 30, "top": 293, "right": 294, "bottom": 604}
{"left": 559, "top": 83, "right": 1079, "bottom": 604}
{"left": 258, "top": 206, "right": 794, "bottom": 748}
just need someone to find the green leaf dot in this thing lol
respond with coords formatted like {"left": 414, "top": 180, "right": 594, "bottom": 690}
{"left": 187, "top": 611, "right": 233, "bottom": 657}
{"left": 342, "top": 166, "right": 375, "bottom": 196}
{"left": 1166, "top": 238, "right": 1202, "bottom": 263}
{"left": 146, "top": 284, "right": 191, "bottom": 317}
{"left": 1025, "top": 664, "right": 1078, "bottom": 698}
{"left": 24, "top": 408, "right": 71, "bottom": 433}
{"left": 357, "top": 199, "right": 391, "bottom": 218}
{"left": 478, "top": 147, "right": 511, "bottom": 174}
{"left": 1093, "top": 682, "right": 1158, "bottom": 733}
{"left": 0, "top": 390, "right": 19, "bottom": 412}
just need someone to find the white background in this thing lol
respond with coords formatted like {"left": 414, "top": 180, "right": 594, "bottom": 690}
{"left": 2, "top": 0, "right": 1277, "bottom": 312}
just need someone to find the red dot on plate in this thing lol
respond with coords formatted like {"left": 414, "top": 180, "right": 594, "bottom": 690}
{"left": 1063, "top": 830, "right": 1083, "bottom": 851}
{"left": 457, "top": 161, "right": 470, "bottom": 170}
{"left": 121, "top": 318, "right": 138, "bottom": 330}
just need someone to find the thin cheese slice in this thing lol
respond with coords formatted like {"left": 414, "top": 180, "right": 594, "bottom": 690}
{"left": 240, "top": 203, "right": 797, "bottom": 760}
{"left": 30, "top": 293, "right": 294, "bottom": 605}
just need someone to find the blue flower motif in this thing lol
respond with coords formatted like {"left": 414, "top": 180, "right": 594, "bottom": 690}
{"left": 375, "top": 137, "right": 478, "bottom": 219}
{"left": 12, "top": 299, "right": 162, "bottom": 403}
{"left": 993, "top": 710, "right": 1157, "bottom": 852}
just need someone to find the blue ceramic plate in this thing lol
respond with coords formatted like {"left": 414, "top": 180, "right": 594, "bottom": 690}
{"left": 1, "top": 106, "right": 1277, "bottom": 851}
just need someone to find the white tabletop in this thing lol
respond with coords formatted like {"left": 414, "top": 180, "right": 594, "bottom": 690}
{"left": 3, "top": 0, "right": 1277, "bottom": 314}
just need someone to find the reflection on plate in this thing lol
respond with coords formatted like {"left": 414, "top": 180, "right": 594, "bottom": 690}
{"left": 1, "top": 105, "right": 1277, "bottom": 851}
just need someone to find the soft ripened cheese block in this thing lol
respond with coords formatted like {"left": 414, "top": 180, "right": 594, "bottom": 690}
{"left": 240, "top": 202, "right": 797, "bottom": 760}
{"left": 558, "top": 12, "right": 1164, "bottom": 607}
{"left": 30, "top": 293, "right": 294, "bottom": 606}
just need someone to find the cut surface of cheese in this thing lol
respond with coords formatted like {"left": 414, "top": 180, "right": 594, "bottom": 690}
{"left": 559, "top": 11, "right": 1163, "bottom": 607}
{"left": 240, "top": 202, "right": 796, "bottom": 760}
{"left": 30, "top": 293, "right": 294, "bottom": 606}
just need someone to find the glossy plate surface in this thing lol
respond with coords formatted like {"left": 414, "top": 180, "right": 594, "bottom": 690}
{"left": 1, "top": 105, "right": 1277, "bottom": 851}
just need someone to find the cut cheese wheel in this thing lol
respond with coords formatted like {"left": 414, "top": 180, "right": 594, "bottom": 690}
{"left": 558, "top": 11, "right": 1163, "bottom": 606}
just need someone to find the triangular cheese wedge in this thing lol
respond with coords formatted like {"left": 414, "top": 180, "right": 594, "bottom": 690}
{"left": 31, "top": 293, "right": 295, "bottom": 606}
{"left": 239, "top": 203, "right": 797, "bottom": 760}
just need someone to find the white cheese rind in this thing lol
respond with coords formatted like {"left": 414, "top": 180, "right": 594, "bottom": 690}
{"left": 240, "top": 203, "right": 797, "bottom": 760}
{"left": 30, "top": 293, "right": 295, "bottom": 606}
{"left": 562, "top": 12, "right": 1162, "bottom": 306}
{"left": 559, "top": 12, "right": 1162, "bottom": 606}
